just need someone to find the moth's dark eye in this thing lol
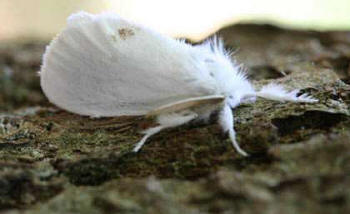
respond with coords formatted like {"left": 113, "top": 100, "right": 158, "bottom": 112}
{"left": 209, "top": 72, "right": 214, "bottom": 77}
{"left": 229, "top": 95, "right": 234, "bottom": 99}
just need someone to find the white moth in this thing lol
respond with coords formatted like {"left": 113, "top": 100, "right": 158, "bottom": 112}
{"left": 40, "top": 11, "right": 317, "bottom": 156}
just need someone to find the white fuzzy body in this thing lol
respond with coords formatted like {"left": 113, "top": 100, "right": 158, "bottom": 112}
{"left": 41, "top": 12, "right": 317, "bottom": 156}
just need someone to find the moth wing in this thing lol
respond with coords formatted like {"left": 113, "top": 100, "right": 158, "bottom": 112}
{"left": 146, "top": 95, "right": 225, "bottom": 117}
{"left": 40, "top": 12, "right": 217, "bottom": 117}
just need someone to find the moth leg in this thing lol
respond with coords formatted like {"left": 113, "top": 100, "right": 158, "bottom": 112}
{"left": 133, "top": 126, "right": 164, "bottom": 152}
{"left": 219, "top": 104, "right": 248, "bottom": 156}
{"left": 256, "top": 83, "right": 318, "bottom": 103}
{"left": 133, "top": 111, "right": 198, "bottom": 152}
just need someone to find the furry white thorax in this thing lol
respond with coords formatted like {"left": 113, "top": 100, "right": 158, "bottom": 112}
{"left": 194, "top": 38, "right": 256, "bottom": 108}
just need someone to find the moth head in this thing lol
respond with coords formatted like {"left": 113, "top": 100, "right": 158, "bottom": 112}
{"left": 226, "top": 79, "right": 256, "bottom": 108}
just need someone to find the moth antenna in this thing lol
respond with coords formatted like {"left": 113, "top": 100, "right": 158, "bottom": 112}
{"left": 219, "top": 104, "right": 248, "bottom": 156}
{"left": 257, "top": 83, "right": 318, "bottom": 103}
{"left": 133, "top": 111, "right": 198, "bottom": 152}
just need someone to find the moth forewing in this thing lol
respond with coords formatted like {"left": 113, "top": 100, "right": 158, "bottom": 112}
{"left": 40, "top": 12, "right": 216, "bottom": 117}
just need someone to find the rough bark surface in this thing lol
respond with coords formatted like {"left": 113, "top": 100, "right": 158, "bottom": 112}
{"left": 1, "top": 24, "right": 350, "bottom": 213}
